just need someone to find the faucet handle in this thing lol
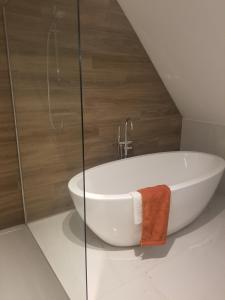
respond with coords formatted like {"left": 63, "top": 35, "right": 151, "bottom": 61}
{"left": 118, "top": 140, "right": 132, "bottom": 145}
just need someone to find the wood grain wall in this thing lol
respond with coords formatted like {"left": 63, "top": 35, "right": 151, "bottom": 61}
{"left": 0, "top": 9, "right": 24, "bottom": 229}
{"left": 5, "top": 0, "right": 83, "bottom": 221}
{"left": 80, "top": 0, "right": 182, "bottom": 167}
{"left": 3, "top": 0, "right": 182, "bottom": 222}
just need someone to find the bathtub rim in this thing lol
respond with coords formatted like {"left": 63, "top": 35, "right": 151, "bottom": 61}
{"left": 68, "top": 151, "right": 225, "bottom": 201}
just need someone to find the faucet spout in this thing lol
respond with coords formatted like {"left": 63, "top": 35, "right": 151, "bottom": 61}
{"left": 125, "top": 118, "right": 134, "bottom": 131}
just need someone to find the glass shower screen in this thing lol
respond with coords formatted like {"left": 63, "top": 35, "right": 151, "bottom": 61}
{"left": 3, "top": 0, "right": 87, "bottom": 299}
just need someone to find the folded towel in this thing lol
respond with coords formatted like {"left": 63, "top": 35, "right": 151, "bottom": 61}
{"left": 138, "top": 185, "right": 171, "bottom": 246}
{"left": 130, "top": 191, "right": 142, "bottom": 225}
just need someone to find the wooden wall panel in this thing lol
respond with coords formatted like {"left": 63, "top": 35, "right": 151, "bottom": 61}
{"left": 3, "top": 0, "right": 181, "bottom": 223}
{"left": 0, "top": 10, "right": 24, "bottom": 229}
{"left": 80, "top": 0, "right": 182, "bottom": 168}
{"left": 5, "top": 0, "right": 83, "bottom": 221}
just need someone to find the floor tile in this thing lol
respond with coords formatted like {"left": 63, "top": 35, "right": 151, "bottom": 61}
{"left": 0, "top": 226, "right": 69, "bottom": 300}
{"left": 29, "top": 193, "right": 225, "bottom": 300}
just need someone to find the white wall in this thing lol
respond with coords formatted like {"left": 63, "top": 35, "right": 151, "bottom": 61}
{"left": 181, "top": 119, "right": 225, "bottom": 194}
{"left": 118, "top": 0, "right": 225, "bottom": 125}
{"left": 118, "top": 1, "right": 225, "bottom": 193}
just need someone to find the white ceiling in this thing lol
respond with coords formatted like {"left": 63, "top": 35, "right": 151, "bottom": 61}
{"left": 118, "top": 0, "right": 225, "bottom": 125}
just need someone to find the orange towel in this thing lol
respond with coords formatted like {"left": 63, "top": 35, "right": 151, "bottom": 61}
{"left": 138, "top": 185, "right": 171, "bottom": 246}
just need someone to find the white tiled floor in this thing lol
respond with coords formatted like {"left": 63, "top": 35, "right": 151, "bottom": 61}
{"left": 0, "top": 225, "right": 69, "bottom": 300}
{"left": 29, "top": 193, "right": 225, "bottom": 300}
{"left": 30, "top": 211, "right": 87, "bottom": 300}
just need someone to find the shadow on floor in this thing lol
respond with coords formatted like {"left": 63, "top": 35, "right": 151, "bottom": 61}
{"left": 63, "top": 193, "right": 225, "bottom": 260}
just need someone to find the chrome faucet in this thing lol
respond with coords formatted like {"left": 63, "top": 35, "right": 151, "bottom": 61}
{"left": 118, "top": 118, "right": 134, "bottom": 159}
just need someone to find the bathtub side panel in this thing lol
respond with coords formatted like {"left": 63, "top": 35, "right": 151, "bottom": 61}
{"left": 85, "top": 197, "right": 141, "bottom": 246}
{"left": 168, "top": 172, "right": 223, "bottom": 234}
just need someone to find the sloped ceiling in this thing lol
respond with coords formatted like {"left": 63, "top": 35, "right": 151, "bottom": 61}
{"left": 118, "top": 0, "right": 225, "bottom": 125}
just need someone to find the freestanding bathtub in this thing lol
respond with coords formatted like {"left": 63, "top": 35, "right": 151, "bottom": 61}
{"left": 68, "top": 151, "right": 225, "bottom": 246}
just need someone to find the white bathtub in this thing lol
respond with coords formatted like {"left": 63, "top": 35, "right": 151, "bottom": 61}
{"left": 68, "top": 151, "right": 225, "bottom": 246}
